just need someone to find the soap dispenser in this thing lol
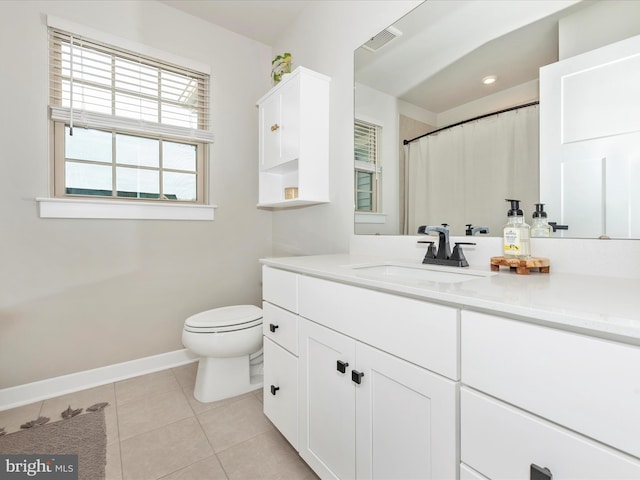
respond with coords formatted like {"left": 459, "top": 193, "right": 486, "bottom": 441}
{"left": 531, "top": 203, "right": 552, "bottom": 238}
{"left": 503, "top": 199, "right": 531, "bottom": 258}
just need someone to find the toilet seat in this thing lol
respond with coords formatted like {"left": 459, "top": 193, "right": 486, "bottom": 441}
{"left": 184, "top": 305, "right": 263, "bottom": 334}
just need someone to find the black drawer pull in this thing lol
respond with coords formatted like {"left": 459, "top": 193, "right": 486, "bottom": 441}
{"left": 530, "top": 464, "right": 552, "bottom": 480}
{"left": 336, "top": 360, "right": 349, "bottom": 374}
{"left": 352, "top": 370, "right": 364, "bottom": 385}
{"left": 270, "top": 385, "right": 280, "bottom": 395}
{"left": 269, "top": 323, "right": 279, "bottom": 333}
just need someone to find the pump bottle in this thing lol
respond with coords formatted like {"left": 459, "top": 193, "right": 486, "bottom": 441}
{"left": 531, "top": 203, "right": 552, "bottom": 238}
{"left": 503, "top": 199, "right": 531, "bottom": 258}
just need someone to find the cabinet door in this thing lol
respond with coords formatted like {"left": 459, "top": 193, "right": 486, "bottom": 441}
{"left": 539, "top": 34, "right": 640, "bottom": 238}
{"left": 280, "top": 76, "right": 300, "bottom": 163}
{"left": 260, "top": 92, "right": 282, "bottom": 170}
{"left": 299, "top": 319, "right": 356, "bottom": 480}
{"left": 355, "top": 342, "right": 458, "bottom": 480}
{"left": 263, "top": 337, "right": 298, "bottom": 450}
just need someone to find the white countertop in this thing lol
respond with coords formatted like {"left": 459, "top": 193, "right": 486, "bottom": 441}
{"left": 261, "top": 254, "right": 640, "bottom": 345}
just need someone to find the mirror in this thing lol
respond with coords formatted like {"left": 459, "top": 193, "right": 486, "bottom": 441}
{"left": 354, "top": 0, "right": 640, "bottom": 238}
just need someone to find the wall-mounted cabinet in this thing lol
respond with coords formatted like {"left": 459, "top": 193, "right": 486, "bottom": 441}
{"left": 256, "top": 67, "right": 330, "bottom": 208}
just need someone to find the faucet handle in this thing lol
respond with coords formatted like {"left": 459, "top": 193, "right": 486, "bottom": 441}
{"left": 421, "top": 242, "right": 437, "bottom": 261}
{"left": 449, "top": 242, "right": 476, "bottom": 267}
{"left": 418, "top": 239, "right": 437, "bottom": 261}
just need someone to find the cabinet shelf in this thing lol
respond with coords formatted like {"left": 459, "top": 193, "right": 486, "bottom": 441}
{"left": 257, "top": 198, "right": 328, "bottom": 209}
{"left": 256, "top": 67, "right": 330, "bottom": 208}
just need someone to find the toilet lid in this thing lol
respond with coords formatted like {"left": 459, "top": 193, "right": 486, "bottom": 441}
{"left": 184, "top": 305, "right": 263, "bottom": 329}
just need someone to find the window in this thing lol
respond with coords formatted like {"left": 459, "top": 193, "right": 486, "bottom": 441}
{"left": 48, "top": 26, "right": 212, "bottom": 204}
{"left": 354, "top": 119, "right": 381, "bottom": 212}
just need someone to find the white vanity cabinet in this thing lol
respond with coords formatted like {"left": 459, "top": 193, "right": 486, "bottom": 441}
{"left": 256, "top": 66, "right": 330, "bottom": 208}
{"left": 460, "top": 310, "right": 640, "bottom": 479}
{"left": 262, "top": 267, "right": 299, "bottom": 449}
{"left": 297, "top": 275, "right": 458, "bottom": 480}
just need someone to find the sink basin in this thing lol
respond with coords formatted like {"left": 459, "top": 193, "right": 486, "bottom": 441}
{"left": 351, "top": 263, "right": 494, "bottom": 284}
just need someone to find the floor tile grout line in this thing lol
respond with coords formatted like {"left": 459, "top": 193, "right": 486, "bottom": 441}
{"left": 189, "top": 392, "right": 278, "bottom": 478}
{"left": 146, "top": 386, "right": 226, "bottom": 480}
{"left": 110, "top": 381, "right": 124, "bottom": 480}
{"left": 114, "top": 380, "right": 185, "bottom": 408}
{"left": 213, "top": 425, "right": 278, "bottom": 457}
{"left": 191, "top": 405, "right": 237, "bottom": 480}
{"left": 118, "top": 413, "right": 197, "bottom": 444}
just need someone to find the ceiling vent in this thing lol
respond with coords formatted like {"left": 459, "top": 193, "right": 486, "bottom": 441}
{"left": 361, "top": 26, "right": 403, "bottom": 53}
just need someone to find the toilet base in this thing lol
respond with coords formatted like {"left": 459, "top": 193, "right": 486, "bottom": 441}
{"left": 193, "top": 355, "right": 263, "bottom": 403}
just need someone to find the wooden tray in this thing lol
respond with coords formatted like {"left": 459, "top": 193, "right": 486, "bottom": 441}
{"left": 490, "top": 256, "right": 550, "bottom": 275}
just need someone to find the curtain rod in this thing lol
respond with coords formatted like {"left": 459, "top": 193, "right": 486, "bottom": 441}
{"left": 403, "top": 101, "right": 539, "bottom": 145}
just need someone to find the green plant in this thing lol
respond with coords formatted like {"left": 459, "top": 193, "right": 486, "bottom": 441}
{"left": 271, "top": 52, "right": 292, "bottom": 83}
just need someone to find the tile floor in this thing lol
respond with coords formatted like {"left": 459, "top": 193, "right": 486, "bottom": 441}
{"left": 0, "top": 363, "right": 318, "bottom": 480}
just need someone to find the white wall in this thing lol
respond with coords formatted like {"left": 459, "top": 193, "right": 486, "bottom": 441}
{"left": 270, "top": 1, "right": 422, "bottom": 255}
{"left": 437, "top": 79, "right": 539, "bottom": 127}
{"left": 0, "top": 0, "right": 272, "bottom": 388}
{"left": 559, "top": 0, "right": 640, "bottom": 59}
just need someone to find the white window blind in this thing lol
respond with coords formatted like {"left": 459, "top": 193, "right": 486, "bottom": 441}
{"left": 354, "top": 120, "right": 379, "bottom": 168}
{"left": 48, "top": 27, "right": 213, "bottom": 144}
{"left": 354, "top": 119, "right": 380, "bottom": 212}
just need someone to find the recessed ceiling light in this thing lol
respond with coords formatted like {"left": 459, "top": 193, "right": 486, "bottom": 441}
{"left": 482, "top": 75, "right": 497, "bottom": 85}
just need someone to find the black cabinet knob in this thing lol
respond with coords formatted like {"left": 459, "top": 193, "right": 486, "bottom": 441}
{"left": 336, "top": 360, "right": 349, "bottom": 374}
{"left": 269, "top": 324, "right": 279, "bottom": 333}
{"left": 530, "top": 464, "right": 552, "bottom": 480}
{"left": 270, "top": 385, "right": 280, "bottom": 395}
{"left": 352, "top": 370, "right": 364, "bottom": 385}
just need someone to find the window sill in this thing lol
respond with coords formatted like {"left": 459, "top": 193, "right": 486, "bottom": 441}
{"left": 354, "top": 212, "right": 387, "bottom": 224}
{"left": 36, "top": 198, "right": 217, "bottom": 221}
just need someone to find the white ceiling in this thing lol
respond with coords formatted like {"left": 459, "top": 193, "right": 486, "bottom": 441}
{"left": 159, "top": 0, "right": 309, "bottom": 45}
{"left": 355, "top": 1, "right": 588, "bottom": 114}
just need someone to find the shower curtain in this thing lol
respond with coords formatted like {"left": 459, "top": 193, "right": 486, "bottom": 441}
{"left": 403, "top": 105, "right": 539, "bottom": 236}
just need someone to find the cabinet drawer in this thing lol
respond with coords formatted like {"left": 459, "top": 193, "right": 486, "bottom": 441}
{"left": 461, "top": 388, "right": 640, "bottom": 479}
{"left": 262, "top": 266, "right": 297, "bottom": 313}
{"left": 461, "top": 311, "right": 640, "bottom": 458}
{"left": 263, "top": 301, "right": 298, "bottom": 355}
{"left": 263, "top": 337, "right": 298, "bottom": 450}
{"left": 298, "top": 275, "right": 459, "bottom": 380}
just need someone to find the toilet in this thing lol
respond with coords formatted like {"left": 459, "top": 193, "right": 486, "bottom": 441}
{"left": 182, "top": 305, "right": 263, "bottom": 403}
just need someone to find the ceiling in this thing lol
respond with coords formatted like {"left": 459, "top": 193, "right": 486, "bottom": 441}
{"left": 159, "top": 0, "right": 309, "bottom": 45}
{"left": 355, "top": 1, "right": 588, "bottom": 114}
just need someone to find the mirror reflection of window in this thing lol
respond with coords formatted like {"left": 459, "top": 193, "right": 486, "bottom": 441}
{"left": 354, "top": 119, "right": 381, "bottom": 212}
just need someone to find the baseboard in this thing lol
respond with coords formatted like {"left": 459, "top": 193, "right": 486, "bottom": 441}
{"left": 0, "top": 349, "right": 198, "bottom": 411}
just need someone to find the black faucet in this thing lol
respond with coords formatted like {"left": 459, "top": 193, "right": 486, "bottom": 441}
{"left": 418, "top": 224, "right": 451, "bottom": 260}
{"left": 417, "top": 224, "right": 475, "bottom": 267}
{"left": 465, "top": 224, "right": 490, "bottom": 236}
{"left": 549, "top": 222, "right": 569, "bottom": 233}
